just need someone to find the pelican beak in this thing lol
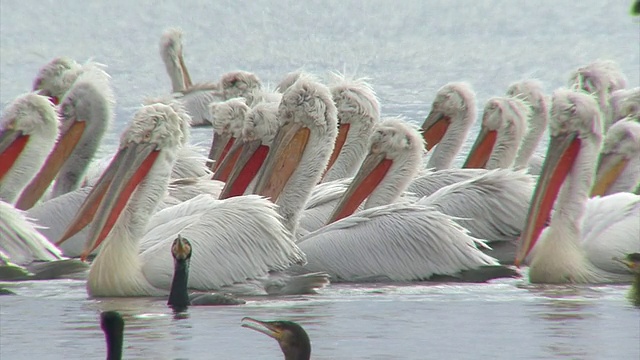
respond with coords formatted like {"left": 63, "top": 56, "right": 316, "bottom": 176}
{"left": 327, "top": 150, "right": 392, "bottom": 224}
{"left": 208, "top": 132, "right": 235, "bottom": 172}
{"left": 462, "top": 126, "right": 498, "bottom": 168}
{"left": 321, "top": 122, "right": 350, "bottom": 180}
{"left": 421, "top": 109, "right": 449, "bottom": 151}
{"left": 241, "top": 317, "right": 283, "bottom": 340}
{"left": 14, "top": 119, "right": 86, "bottom": 210}
{"left": 514, "top": 132, "right": 581, "bottom": 266}
{"left": 34, "top": 89, "right": 59, "bottom": 106}
{"left": 252, "top": 121, "right": 310, "bottom": 202}
{"left": 590, "top": 152, "right": 629, "bottom": 197}
{"left": 57, "top": 141, "right": 160, "bottom": 261}
{"left": 0, "top": 129, "right": 29, "bottom": 182}
{"left": 212, "top": 139, "right": 244, "bottom": 182}
{"left": 179, "top": 51, "right": 193, "bottom": 89}
{"left": 218, "top": 139, "right": 269, "bottom": 199}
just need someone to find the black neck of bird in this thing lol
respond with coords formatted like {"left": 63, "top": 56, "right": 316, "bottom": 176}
{"left": 168, "top": 259, "right": 190, "bottom": 312}
{"left": 105, "top": 327, "right": 123, "bottom": 360}
{"left": 283, "top": 337, "right": 311, "bottom": 360}
{"left": 632, "top": 272, "right": 640, "bottom": 307}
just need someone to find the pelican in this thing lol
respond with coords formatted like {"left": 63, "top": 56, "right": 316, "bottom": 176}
{"left": 514, "top": 89, "right": 640, "bottom": 284}
{"left": 15, "top": 65, "right": 113, "bottom": 209}
{"left": 58, "top": 103, "right": 324, "bottom": 297}
{"left": 421, "top": 82, "right": 475, "bottom": 170}
{"left": 167, "top": 235, "right": 245, "bottom": 312}
{"left": 208, "top": 97, "right": 250, "bottom": 174}
{"left": 591, "top": 118, "right": 640, "bottom": 196}
{"left": 321, "top": 74, "right": 380, "bottom": 183}
{"left": 506, "top": 79, "right": 549, "bottom": 175}
{"left": 100, "top": 311, "right": 124, "bottom": 360}
{"left": 293, "top": 117, "right": 512, "bottom": 282}
{"left": 0, "top": 93, "right": 59, "bottom": 204}
{"left": 242, "top": 317, "right": 311, "bottom": 360}
{"left": 567, "top": 60, "right": 627, "bottom": 131}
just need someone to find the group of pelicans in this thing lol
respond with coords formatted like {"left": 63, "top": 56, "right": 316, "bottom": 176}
{"left": 1, "top": 27, "right": 640, "bottom": 358}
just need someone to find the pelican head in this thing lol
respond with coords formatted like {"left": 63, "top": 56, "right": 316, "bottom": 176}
{"left": 32, "top": 57, "right": 83, "bottom": 104}
{"left": 421, "top": 82, "right": 475, "bottom": 151}
{"left": 322, "top": 73, "right": 380, "bottom": 182}
{"left": 15, "top": 66, "right": 115, "bottom": 208}
{"left": 209, "top": 97, "right": 249, "bottom": 174}
{"left": 101, "top": 311, "right": 124, "bottom": 360}
{"left": 463, "top": 96, "right": 529, "bottom": 169}
{"left": 591, "top": 119, "right": 640, "bottom": 196}
{"left": 159, "top": 27, "right": 192, "bottom": 92}
{"left": 218, "top": 100, "right": 282, "bottom": 198}
{"left": 328, "top": 117, "right": 425, "bottom": 223}
{"left": 276, "top": 71, "right": 305, "bottom": 93}
{"left": 242, "top": 317, "right": 311, "bottom": 360}
{"left": 220, "top": 71, "right": 262, "bottom": 102}
{"left": 515, "top": 89, "right": 602, "bottom": 266}
{"left": 609, "top": 88, "right": 640, "bottom": 124}
{"left": 0, "top": 93, "right": 59, "bottom": 203}
{"left": 57, "top": 103, "right": 185, "bottom": 259}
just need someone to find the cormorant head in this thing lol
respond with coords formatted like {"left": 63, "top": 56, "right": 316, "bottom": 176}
{"left": 616, "top": 253, "right": 640, "bottom": 273}
{"left": 171, "top": 235, "right": 192, "bottom": 262}
{"left": 241, "top": 317, "right": 311, "bottom": 360}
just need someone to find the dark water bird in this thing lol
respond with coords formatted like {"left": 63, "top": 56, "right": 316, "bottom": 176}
{"left": 168, "top": 235, "right": 245, "bottom": 312}
{"left": 631, "top": 0, "right": 640, "bottom": 16}
{"left": 615, "top": 253, "right": 640, "bottom": 306}
{"left": 242, "top": 317, "right": 311, "bottom": 360}
{"left": 100, "top": 311, "right": 124, "bottom": 360}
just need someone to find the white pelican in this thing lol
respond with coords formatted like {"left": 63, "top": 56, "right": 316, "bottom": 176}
{"left": 291, "top": 120, "right": 509, "bottom": 282}
{"left": 208, "top": 97, "right": 250, "bottom": 174}
{"left": 0, "top": 93, "right": 59, "bottom": 204}
{"left": 506, "top": 79, "right": 549, "bottom": 175}
{"left": 591, "top": 118, "right": 640, "bottom": 196}
{"left": 421, "top": 82, "right": 475, "bottom": 170}
{"left": 15, "top": 66, "right": 114, "bottom": 209}
{"left": 320, "top": 74, "right": 380, "bottom": 183}
{"left": 57, "top": 103, "right": 325, "bottom": 297}
{"left": 567, "top": 60, "right": 627, "bottom": 131}
{"left": 609, "top": 87, "right": 640, "bottom": 124}
{"left": 514, "top": 89, "right": 640, "bottom": 283}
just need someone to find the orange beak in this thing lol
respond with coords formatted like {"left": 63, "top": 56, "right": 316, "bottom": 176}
{"left": 326, "top": 151, "right": 392, "bottom": 224}
{"left": 321, "top": 123, "right": 350, "bottom": 181}
{"left": 14, "top": 120, "right": 86, "bottom": 210}
{"left": 208, "top": 132, "right": 235, "bottom": 172}
{"left": 56, "top": 141, "right": 160, "bottom": 261}
{"left": 514, "top": 132, "right": 581, "bottom": 266}
{"left": 0, "top": 129, "right": 29, "bottom": 182}
{"left": 590, "top": 152, "right": 629, "bottom": 197}
{"left": 212, "top": 139, "right": 243, "bottom": 182}
{"left": 462, "top": 127, "right": 498, "bottom": 168}
{"left": 218, "top": 139, "right": 269, "bottom": 199}
{"left": 421, "top": 110, "right": 450, "bottom": 151}
{"left": 252, "top": 121, "right": 310, "bottom": 202}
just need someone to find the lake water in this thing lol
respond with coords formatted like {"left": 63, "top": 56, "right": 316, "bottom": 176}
{"left": 1, "top": 0, "right": 639, "bottom": 359}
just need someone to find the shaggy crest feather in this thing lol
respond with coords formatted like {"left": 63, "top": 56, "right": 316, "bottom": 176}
{"left": 479, "top": 96, "right": 529, "bottom": 169}
{"left": 210, "top": 97, "right": 249, "bottom": 138}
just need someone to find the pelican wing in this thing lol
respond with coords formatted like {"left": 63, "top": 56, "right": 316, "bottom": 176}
{"left": 0, "top": 201, "right": 62, "bottom": 264}
{"left": 407, "top": 168, "right": 486, "bottom": 198}
{"left": 297, "top": 202, "right": 497, "bottom": 282}
{"left": 172, "top": 145, "right": 212, "bottom": 179}
{"left": 581, "top": 192, "right": 640, "bottom": 274}
{"left": 418, "top": 169, "right": 535, "bottom": 242}
{"left": 139, "top": 194, "right": 306, "bottom": 290}
{"left": 177, "top": 89, "right": 223, "bottom": 126}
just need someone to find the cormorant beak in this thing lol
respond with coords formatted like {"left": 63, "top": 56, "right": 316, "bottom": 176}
{"left": 590, "top": 152, "right": 629, "bottom": 197}
{"left": 208, "top": 132, "right": 235, "bottom": 172}
{"left": 218, "top": 139, "right": 269, "bottom": 199}
{"left": 172, "top": 235, "right": 192, "bottom": 261}
{"left": 56, "top": 141, "right": 160, "bottom": 261}
{"left": 462, "top": 126, "right": 498, "bottom": 168}
{"left": 514, "top": 132, "right": 581, "bottom": 266}
{"left": 14, "top": 117, "right": 87, "bottom": 210}
{"left": 421, "top": 109, "right": 449, "bottom": 151}
{"left": 241, "top": 317, "right": 283, "bottom": 340}
{"left": 252, "top": 121, "right": 310, "bottom": 202}
{"left": 321, "top": 122, "right": 350, "bottom": 180}
{"left": 0, "top": 129, "right": 28, "bottom": 182}
{"left": 326, "top": 150, "right": 392, "bottom": 224}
